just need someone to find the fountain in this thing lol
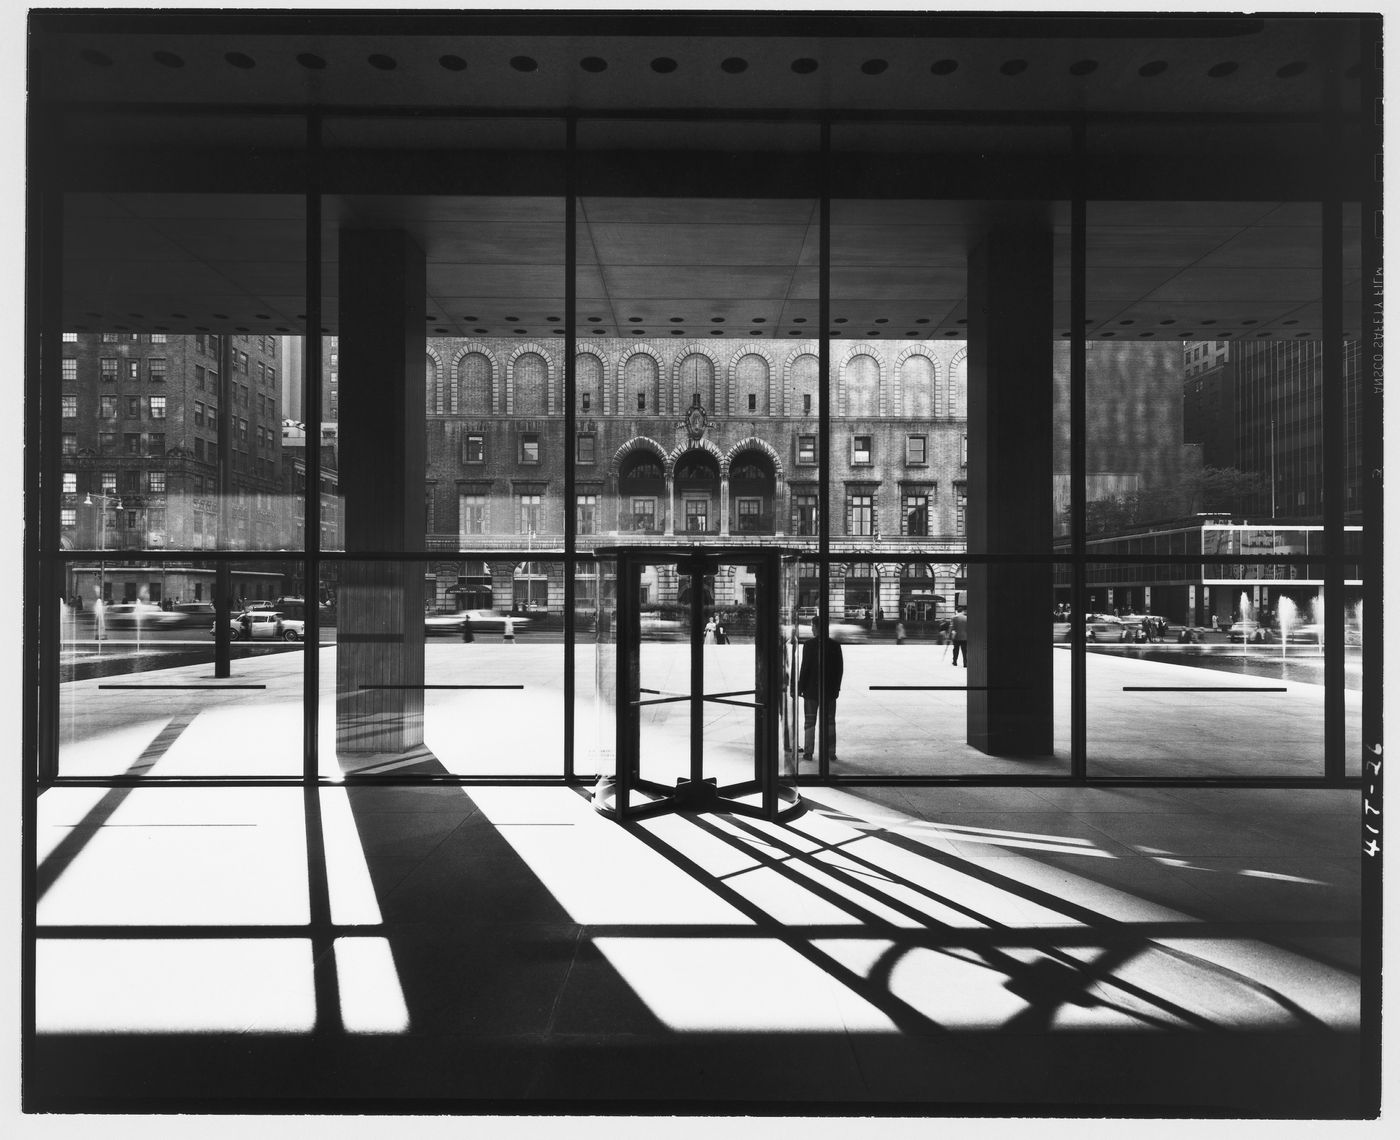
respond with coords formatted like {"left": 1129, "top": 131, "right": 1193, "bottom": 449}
{"left": 1312, "top": 594, "right": 1324, "bottom": 652}
{"left": 1238, "top": 591, "right": 1255, "bottom": 650}
{"left": 1276, "top": 595, "right": 1297, "bottom": 658}
{"left": 1350, "top": 600, "right": 1363, "bottom": 646}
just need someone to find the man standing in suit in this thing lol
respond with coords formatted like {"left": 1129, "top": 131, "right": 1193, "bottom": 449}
{"left": 798, "top": 625, "right": 844, "bottom": 764}
{"left": 950, "top": 607, "right": 968, "bottom": 667}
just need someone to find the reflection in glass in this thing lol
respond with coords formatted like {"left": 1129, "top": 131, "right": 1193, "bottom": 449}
{"left": 57, "top": 558, "right": 305, "bottom": 778}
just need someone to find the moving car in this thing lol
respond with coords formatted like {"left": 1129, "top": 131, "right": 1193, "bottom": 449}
{"left": 424, "top": 609, "right": 532, "bottom": 636}
{"left": 101, "top": 601, "right": 165, "bottom": 627}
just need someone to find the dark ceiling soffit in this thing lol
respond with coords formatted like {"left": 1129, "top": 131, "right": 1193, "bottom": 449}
{"left": 28, "top": 10, "right": 1276, "bottom": 40}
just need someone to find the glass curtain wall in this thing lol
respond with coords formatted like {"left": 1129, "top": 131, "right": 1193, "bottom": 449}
{"left": 317, "top": 116, "right": 567, "bottom": 779}
{"left": 829, "top": 124, "right": 1073, "bottom": 777}
{"left": 51, "top": 110, "right": 308, "bottom": 779}
{"left": 35, "top": 107, "right": 1370, "bottom": 787}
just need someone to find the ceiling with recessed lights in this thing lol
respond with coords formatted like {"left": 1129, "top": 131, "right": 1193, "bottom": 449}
{"left": 34, "top": 12, "right": 1373, "bottom": 341}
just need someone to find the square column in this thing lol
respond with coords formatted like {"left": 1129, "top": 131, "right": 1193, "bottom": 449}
{"left": 335, "top": 231, "right": 428, "bottom": 755}
{"left": 966, "top": 221, "right": 1055, "bottom": 757}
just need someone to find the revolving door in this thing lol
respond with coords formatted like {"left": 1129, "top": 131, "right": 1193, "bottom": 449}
{"left": 593, "top": 547, "right": 802, "bottom": 822}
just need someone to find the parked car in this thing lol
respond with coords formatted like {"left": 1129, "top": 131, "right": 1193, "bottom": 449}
{"left": 1085, "top": 615, "right": 1124, "bottom": 642}
{"left": 1227, "top": 619, "right": 1269, "bottom": 643}
{"left": 213, "top": 610, "right": 304, "bottom": 641}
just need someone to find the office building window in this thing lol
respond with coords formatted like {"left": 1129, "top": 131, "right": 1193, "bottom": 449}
{"left": 148, "top": 471, "right": 165, "bottom": 493}
{"left": 238, "top": 418, "right": 248, "bottom": 443}
{"left": 61, "top": 508, "right": 76, "bottom": 528}
{"left": 98, "top": 433, "right": 116, "bottom": 455}
{"left": 852, "top": 435, "right": 872, "bottom": 465}
{"left": 101, "top": 471, "right": 117, "bottom": 493}
{"left": 60, "top": 395, "right": 76, "bottom": 418}
{"left": 126, "top": 395, "right": 139, "bottom": 418}
{"left": 797, "top": 435, "right": 817, "bottom": 464}
{"left": 150, "top": 333, "right": 166, "bottom": 344}
{"left": 747, "top": 393, "right": 757, "bottom": 412}
{"left": 62, "top": 358, "right": 77, "bottom": 381}
{"left": 61, "top": 332, "right": 77, "bottom": 343}
{"left": 126, "top": 360, "right": 139, "bottom": 381}
{"left": 581, "top": 392, "right": 591, "bottom": 412}
{"left": 100, "top": 395, "right": 117, "bottom": 418}
{"left": 62, "top": 471, "right": 76, "bottom": 494}
{"left": 631, "top": 497, "right": 656, "bottom": 532}
{"left": 961, "top": 435, "right": 968, "bottom": 467}
{"left": 61, "top": 433, "right": 77, "bottom": 454}
{"left": 685, "top": 499, "right": 708, "bottom": 533}
{"left": 100, "top": 358, "right": 117, "bottom": 382}
{"left": 848, "top": 491, "right": 874, "bottom": 536}
{"left": 794, "top": 491, "right": 818, "bottom": 536}
{"left": 194, "top": 402, "right": 204, "bottom": 427}
{"left": 459, "top": 492, "right": 487, "bottom": 537}
{"left": 519, "top": 492, "right": 543, "bottom": 535}
{"left": 736, "top": 497, "right": 762, "bottom": 532}
{"left": 101, "top": 333, "right": 118, "bottom": 343}
{"left": 576, "top": 432, "right": 596, "bottom": 464}
{"left": 463, "top": 433, "right": 485, "bottom": 464}
{"left": 194, "top": 438, "right": 205, "bottom": 461}
{"left": 149, "top": 433, "right": 165, "bottom": 455}
{"left": 803, "top": 393, "right": 812, "bottom": 415}
{"left": 576, "top": 493, "right": 598, "bottom": 535}
{"left": 955, "top": 484, "right": 967, "bottom": 538}
{"left": 149, "top": 395, "right": 166, "bottom": 419}
{"left": 123, "top": 433, "right": 141, "bottom": 454}
{"left": 904, "top": 492, "right": 929, "bottom": 536}
{"left": 636, "top": 391, "right": 646, "bottom": 411}
{"left": 520, "top": 432, "right": 540, "bottom": 464}
{"left": 906, "top": 435, "right": 927, "bottom": 465}
{"left": 195, "top": 366, "right": 205, "bottom": 390}
{"left": 149, "top": 358, "right": 166, "bottom": 382}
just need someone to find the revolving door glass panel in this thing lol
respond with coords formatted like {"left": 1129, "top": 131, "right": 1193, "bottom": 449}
{"left": 594, "top": 548, "right": 799, "bottom": 821}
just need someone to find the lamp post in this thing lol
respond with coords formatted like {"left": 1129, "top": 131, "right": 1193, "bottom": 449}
{"left": 83, "top": 490, "right": 121, "bottom": 638}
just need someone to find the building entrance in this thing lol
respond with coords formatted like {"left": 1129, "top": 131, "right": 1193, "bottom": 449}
{"left": 593, "top": 547, "right": 802, "bottom": 822}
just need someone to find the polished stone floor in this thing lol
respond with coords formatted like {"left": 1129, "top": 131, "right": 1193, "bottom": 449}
{"left": 29, "top": 777, "right": 1367, "bottom": 1116}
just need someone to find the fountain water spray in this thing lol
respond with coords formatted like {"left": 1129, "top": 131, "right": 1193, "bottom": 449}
{"left": 1276, "top": 595, "right": 1297, "bottom": 658}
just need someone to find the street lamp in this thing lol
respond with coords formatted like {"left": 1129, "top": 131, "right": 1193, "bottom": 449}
{"left": 83, "top": 490, "right": 121, "bottom": 635}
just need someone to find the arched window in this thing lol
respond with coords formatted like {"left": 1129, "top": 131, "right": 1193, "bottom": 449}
{"left": 679, "top": 353, "right": 714, "bottom": 411}
{"left": 624, "top": 353, "right": 659, "bottom": 415}
{"left": 459, "top": 352, "right": 492, "bottom": 415}
{"left": 844, "top": 354, "right": 880, "bottom": 416}
{"left": 901, "top": 354, "right": 935, "bottom": 417}
{"left": 576, "top": 353, "right": 603, "bottom": 414}
{"left": 735, "top": 353, "right": 769, "bottom": 416}
{"left": 512, "top": 352, "right": 547, "bottom": 415}
{"left": 790, "top": 353, "right": 819, "bottom": 416}
{"left": 426, "top": 356, "right": 442, "bottom": 413}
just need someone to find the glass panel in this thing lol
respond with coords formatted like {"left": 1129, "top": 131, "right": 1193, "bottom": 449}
{"left": 58, "top": 558, "right": 304, "bottom": 777}
{"left": 831, "top": 560, "right": 1071, "bottom": 776}
{"left": 577, "top": 118, "right": 819, "bottom": 555}
{"left": 1087, "top": 201, "right": 1325, "bottom": 537}
{"left": 321, "top": 116, "right": 566, "bottom": 558}
{"left": 1084, "top": 563, "right": 1328, "bottom": 777}
{"left": 60, "top": 193, "right": 305, "bottom": 554}
{"left": 318, "top": 559, "right": 563, "bottom": 778}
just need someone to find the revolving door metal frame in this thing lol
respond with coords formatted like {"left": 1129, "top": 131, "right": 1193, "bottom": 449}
{"left": 595, "top": 546, "right": 802, "bottom": 823}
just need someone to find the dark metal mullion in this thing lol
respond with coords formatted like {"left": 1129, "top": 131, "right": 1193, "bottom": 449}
{"left": 213, "top": 327, "right": 233, "bottom": 678}
{"left": 563, "top": 114, "right": 577, "bottom": 782}
{"left": 303, "top": 110, "right": 323, "bottom": 784}
{"left": 817, "top": 120, "right": 832, "bottom": 779}
{"left": 690, "top": 562, "right": 704, "bottom": 789}
{"left": 31, "top": 104, "right": 63, "bottom": 788}
{"left": 1321, "top": 195, "right": 1344, "bottom": 783}
{"left": 1069, "top": 120, "right": 1088, "bottom": 781}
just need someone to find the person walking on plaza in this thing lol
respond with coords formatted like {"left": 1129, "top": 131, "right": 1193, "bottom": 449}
{"left": 798, "top": 625, "right": 844, "bottom": 764}
{"left": 950, "top": 606, "right": 968, "bottom": 667}
{"left": 895, "top": 620, "right": 906, "bottom": 646}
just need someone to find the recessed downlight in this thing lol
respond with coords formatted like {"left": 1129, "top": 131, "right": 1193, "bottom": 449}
{"left": 439, "top": 54, "right": 467, "bottom": 71}
{"left": 368, "top": 54, "right": 397, "bottom": 71}
{"left": 1139, "top": 60, "right": 1168, "bottom": 77}
{"left": 511, "top": 56, "right": 538, "bottom": 72}
{"left": 930, "top": 59, "right": 958, "bottom": 75}
{"left": 1277, "top": 61, "right": 1308, "bottom": 78}
{"left": 297, "top": 52, "right": 327, "bottom": 70}
{"left": 580, "top": 56, "right": 607, "bottom": 72}
{"left": 1069, "top": 59, "right": 1098, "bottom": 76}
{"left": 1000, "top": 59, "right": 1029, "bottom": 76}
{"left": 791, "top": 58, "right": 818, "bottom": 74}
{"left": 153, "top": 51, "right": 185, "bottom": 68}
{"left": 721, "top": 58, "right": 748, "bottom": 74}
{"left": 861, "top": 59, "right": 889, "bottom": 75}
{"left": 225, "top": 52, "right": 255, "bottom": 69}
{"left": 651, "top": 57, "right": 678, "bottom": 74}
{"left": 1208, "top": 61, "right": 1239, "bottom": 78}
